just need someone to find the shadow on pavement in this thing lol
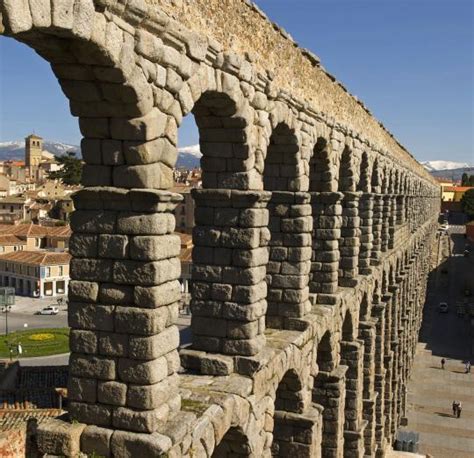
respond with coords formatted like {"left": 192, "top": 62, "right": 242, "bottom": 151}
{"left": 435, "top": 412, "right": 456, "bottom": 418}
{"left": 418, "top": 230, "right": 473, "bottom": 362}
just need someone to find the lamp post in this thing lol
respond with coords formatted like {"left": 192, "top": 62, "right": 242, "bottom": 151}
{"left": 0, "top": 287, "right": 15, "bottom": 336}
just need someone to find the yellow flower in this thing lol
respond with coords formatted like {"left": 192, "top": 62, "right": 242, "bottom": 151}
{"left": 29, "top": 333, "right": 55, "bottom": 341}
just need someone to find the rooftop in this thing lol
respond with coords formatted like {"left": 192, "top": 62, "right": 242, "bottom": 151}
{"left": 0, "top": 223, "right": 71, "bottom": 238}
{"left": 443, "top": 186, "right": 473, "bottom": 192}
{"left": 0, "top": 250, "right": 71, "bottom": 266}
{"left": 0, "top": 235, "right": 26, "bottom": 246}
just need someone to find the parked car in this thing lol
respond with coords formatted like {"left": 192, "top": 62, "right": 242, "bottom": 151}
{"left": 37, "top": 306, "right": 59, "bottom": 315}
{"left": 438, "top": 302, "right": 449, "bottom": 313}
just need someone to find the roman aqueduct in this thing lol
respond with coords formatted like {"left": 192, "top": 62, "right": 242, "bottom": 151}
{"left": 0, "top": 1, "right": 440, "bottom": 456}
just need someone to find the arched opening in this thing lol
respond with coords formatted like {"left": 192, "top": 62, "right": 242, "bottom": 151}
{"left": 338, "top": 146, "right": 360, "bottom": 286}
{"left": 358, "top": 292, "right": 369, "bottom": 323}
{"left": 357, "top": 289, "right": 377, "bottom": 455}
{"left": 340, "top": 311, "right": 365, "bottom": 455}
{"left": 371, "top": 159, "right": 382, "bottom": 264}
{"left": 272, "top": 369, "right": 318, "bottom": 457}
{"left": 188, "top": 90, "right": 267, "bottom": 357}
{"left": 1, "top": 5, "right": 187, "bottom": 435}
{"left": 313, "top": 331, "right": 345, "bottom": 455}
{"left": 342, "top": 310, "right": 354, "bottom": 341}
{"left": 213, "top": 427, "right": 252, "bottom": 457}
{"left": 263, "top": 123, "right": 310, "bottom": 328}
{"left": 309, "top": 137, "right": 340, "bottom": 295}
{"left": 309, "top": 137, "right": 332, "bottom": 192}
{"left": 275, "top": 369, "right": 306, "bottom": 413}
{"left": 358, "top": 153, "right": 373, "bottom": 274}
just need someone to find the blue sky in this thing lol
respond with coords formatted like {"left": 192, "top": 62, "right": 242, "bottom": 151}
{"left": 0, "top": 0, "right": 472, "bottom": 163}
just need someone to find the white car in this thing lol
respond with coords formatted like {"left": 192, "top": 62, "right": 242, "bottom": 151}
{"left": 438, "top": 302, "right": 448, "bottom": 313}
{"left": 38, "top": 306, "right": 59, "bottom": 315}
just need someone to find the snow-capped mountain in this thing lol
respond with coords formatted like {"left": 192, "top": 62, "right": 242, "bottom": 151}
{"left": 421, "top": 160, "right": 474, "bottom": 181}
{"left": 177, "top": 144, "right": 201, "bottom": 168}
{"left": 0, "top": 139, "right": 80, "bottom": 160}
{"left": 421, "top": 160, "right": 472, "bottom": 172}
{"left": 0, "top": 139, "right": 202, "bottom": 168}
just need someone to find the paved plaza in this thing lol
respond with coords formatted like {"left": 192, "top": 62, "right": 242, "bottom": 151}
{"left": 403, "top": 230, "right": 474, "bottom": 457}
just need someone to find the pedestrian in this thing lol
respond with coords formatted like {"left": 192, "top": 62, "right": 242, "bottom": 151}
{"left": 457, "top": 401, "right": 462, "bottom": 418}
{"left": 452, "top": 400, "right": 457, "bottom": 417}
{"left": 441, "top": 358, "right": 446, "bottom": 369}
{"left": 467, "top": 361, "right": 471, "bottom": 373}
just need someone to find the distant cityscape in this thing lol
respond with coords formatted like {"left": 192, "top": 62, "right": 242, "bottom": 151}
{"left": 0, "top": 134, "right": 202, "bottom": 301}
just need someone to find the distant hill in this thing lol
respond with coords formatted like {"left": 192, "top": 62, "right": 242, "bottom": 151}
{"left": 0, "top": 140, "right": 202, "bottom": 168}
{"left": 428, "top": 167, "right": 474, "bottom": 182}
{"left": 421, "top": 160, "right": 472, "bottom": 172}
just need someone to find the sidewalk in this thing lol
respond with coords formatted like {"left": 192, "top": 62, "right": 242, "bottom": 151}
{"left": 403, "top": 344, "right": 474, "bottom": 457}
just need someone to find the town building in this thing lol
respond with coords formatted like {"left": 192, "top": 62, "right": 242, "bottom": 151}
{"left": 0, "top": 235, "right": 26, "bottom": 253}
{"left": 0, "top": 196, "right": 31, "bottom": 224}
{"left": 0, "top": 224, "right": 71, "bottom": 251}
{"left": 171, "top": 185, "right": 195, "bottom": 234}
{"left": 442, "top": 186, "right": 473, "bottom": 202}
{"left": 178, "top": 232, "right": 192, "bottom": 296}
{"left": 0, "top": 251, "right": 70, "bottom": 297}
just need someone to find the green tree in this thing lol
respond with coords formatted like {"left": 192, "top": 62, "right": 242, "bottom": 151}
{"left": 469, "top": 175, "right": 474, "bottom": 186}
{"left": 47, "top": 152, "right": 83, "bottom": 185}
{"left": 461, "top": 172, "right": 468, "bottom": 186}
{"left": 461, "top": 188, "right": 474, "bottom": 220}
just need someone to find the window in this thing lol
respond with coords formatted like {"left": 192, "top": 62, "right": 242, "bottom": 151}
{"left": 59, "top": 266, "right": 64, "bottom": 276}
{"left": 46, "top": 267, "right": 51, "bottom": 278}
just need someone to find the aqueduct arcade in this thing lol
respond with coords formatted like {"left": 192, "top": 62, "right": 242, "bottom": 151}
{"left": 0, "top": 1, "right": 440, "bottom": 456}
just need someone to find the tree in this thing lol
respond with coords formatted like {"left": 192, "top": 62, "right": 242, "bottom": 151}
{"left": 469, "top": 175, "right": 474, "bottom": 187}
{"left": 47, "top": 152, "right": 83, "bottom": 185}
{"left": 461, "top": 188, "right": 474, "bottom": 220}
{"left": 461, "top": 173, "right": 468, "bottom": 186}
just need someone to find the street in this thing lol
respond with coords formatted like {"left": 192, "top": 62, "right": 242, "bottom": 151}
{"left": 403, "top": 223, "right": 474, "bottom": 457}
{"left": 0, "top": 295, "right": 67, "bottom": 334}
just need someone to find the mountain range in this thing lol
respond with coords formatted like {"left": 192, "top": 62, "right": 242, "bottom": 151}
{"left": 0, "top": 140, "right": 471, "bottom": 177}
{"left": 0, "top": 140, "right": 202, "bottom": 168}
{"left": 0, "top": 140, "right": 80, "bottom": 161}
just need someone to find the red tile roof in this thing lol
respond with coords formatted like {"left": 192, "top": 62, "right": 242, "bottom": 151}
{"left": 444, "top": 186, "right": 473, "bottom": 192}
{"left": 0, "top": 224, "right": 71, "bottom": 238}
{"left": 0, "top": 251, "right": 71, "bottom": 266}
{"left": 0, "top": 235, "right": 26, "bottom": 246}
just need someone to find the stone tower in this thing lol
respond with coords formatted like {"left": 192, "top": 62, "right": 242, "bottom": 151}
{"left": 25, "top": 134, "right": 43, "bottom": 169}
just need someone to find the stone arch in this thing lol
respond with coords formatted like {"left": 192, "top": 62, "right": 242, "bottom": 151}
{"left": 213, "top": 426, "right": 253, "bottom": 457}
{"left": 263, "top": 122, "right": 302, "bottom": 192}
{"left": 337, "top": 145, "right": 361, "bottom": 285}
{"left": 315, "top": 330, "right": 337, "bottom": 373}
{"left": 372, "top": 278, "right": 381, "bottom": 305}
{"left": 191, "top": 89, "right": 254, "bottom": 189}
{"left": 358, "top": 291, "right": 370, "bottom": 323}
{"left": 313, "top": 330, "right": 345, "bottom": 456}
{"left": 272, "top": 368, "right": 320, "bottom": 457}
{"left": 371, "top": 158, "right": 382, "bottom": 194}
{"left": 264, "top": 122, "right": 312, "bottom": 328}
{"left": 274, "top": 368, "right": 307, "bottom": 414}
{"left": 340, "top": 309, "right": 365, "bottom": 457}
{"left": 338, "top": 145, "right": 357, "bottom": 192}
{"left": 309, "top": 136, "right": 333, "bottom": 192}
{"left": 358, "top": 151, "right": 372, "bottom": 193}
{"left": 342, "top": 309, "right": 355, "bottom": 341}
{"left": 0, "top": 2, "right": 171, "bottom": 189}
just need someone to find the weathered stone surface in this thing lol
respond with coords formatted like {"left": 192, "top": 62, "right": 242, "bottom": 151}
{"left": 36, "top": 418, "right": 86, "bottom": 457}
{"left": 110, "top": 430, "right": 172, "bottom": 457}
{"left": 15, "top": 2, "right": 440, "bottom": 455}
